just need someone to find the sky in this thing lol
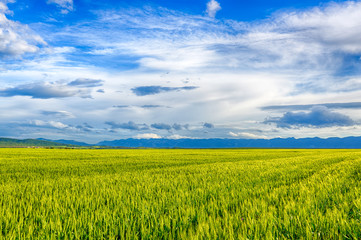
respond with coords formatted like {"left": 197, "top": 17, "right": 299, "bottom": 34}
{"left": 1, "top": 0, "right": 361, "bottom": 143}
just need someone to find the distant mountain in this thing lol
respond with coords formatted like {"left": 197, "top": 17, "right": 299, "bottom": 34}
{"left": 2, "top": 136, "right": 361, "bottom": 148}
{"left": 39, "top": 139, "right": 91, "bottom": 146}
{"left": 0, "top": 138, "right": 73, "bottom": 147}
{"left": 97, "top": 137, "right": 361, "bottom": 149}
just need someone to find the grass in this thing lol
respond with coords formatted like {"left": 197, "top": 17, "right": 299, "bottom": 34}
{"left": 1, "top": 148, "right": 361, "bottom": 239}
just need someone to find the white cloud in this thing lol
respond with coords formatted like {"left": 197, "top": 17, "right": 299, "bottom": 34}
{"left": 0, "top": 2, "right": 45, "bottom": 58}
{"left": 32, "top": 120, "right": 69, "bottom": 129}
{"left": 134, "top": 133, "right": 162, "bottom": 139}
{"left": 228, "top": 132, "right": 269, "bottom": 139}
{"left": 47, "top": 0, "right": 74, "bottom": 14}
{"left": 167, "top": 134, "right": 191, "bottom": 139}
{"left": 206, "top": 0, "right": 221, "bottom": 18}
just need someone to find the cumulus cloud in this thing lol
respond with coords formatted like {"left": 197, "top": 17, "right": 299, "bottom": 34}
{"left": 0, "top": 82, "right": 92, "bottom": 99}
{"left": 0, "top": 82, "right": 82, "bottom": 99}
{"left": 134, "top": 133, "right": 162, "bottom": 139}
{"left": 264, "top": 106, "right": 355, "bottom": 128}
{"left": 206, "top": 0, "right": 221, "bottom": 18}
{"left": 0, "top": 2, "right": 44, "bottom": 58}
{"left": 141, "top": 105, "right": 165, "bottom": 108}
{"left": 47, "top": 0, "right": 73, "bottom": 14}
{"left": 151, "top": 123, "right": 172, "bottom": 131}
{"left": 105, "top": 121, "right": 149, "bottom": 131}
{"left": 262, "top": 102, "right": 361, "bottom": 111}
{"left": 41, "top": 110, "right": 75, "bottom": 118}
{"left": 150, "top": 123, "right": 189, "bottom": 131}
{"left": 203, "top": 123, "right": 214, "bottom": 129}
{"left": 30, "top": 120, "right": 70, "bottom": 129}
{"left": 131, "top": 86, "right": 198, "bottom": 96}
{"left": 0, "top": 79, "right": 103, "bottom": 99}
{"left": 75, "top": 123, "right": 94, "bottom": 132}
{"left": 228, "top": 132, "right": 268, "bottom": 139}
{"left": 172, "top": 123, "right": 183, "bottom": 131}
{"left": 167, "top": 134, "right": 191, "bottom": 139}
{"left": 68, "top": 78, "right": 104, "bottom": 88}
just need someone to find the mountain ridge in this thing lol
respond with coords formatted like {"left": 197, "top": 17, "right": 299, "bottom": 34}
{"left": 95, "top": 136, "right": 361, "bottom": 148}
{"left": 0, "top": 136, "right": 360, "bottom": 148}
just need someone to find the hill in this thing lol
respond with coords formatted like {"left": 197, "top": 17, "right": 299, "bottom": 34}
{"left": 0, "top": 138, "right": 74, "bottom": 147}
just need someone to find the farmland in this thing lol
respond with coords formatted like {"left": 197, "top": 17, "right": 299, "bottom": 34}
{"left": 1, "top": 148, "right": 361, "bottom": 239}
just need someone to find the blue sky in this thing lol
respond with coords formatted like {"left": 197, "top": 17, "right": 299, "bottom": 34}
{"left": 1, "top": 0, "right": 361, "bottom": 143}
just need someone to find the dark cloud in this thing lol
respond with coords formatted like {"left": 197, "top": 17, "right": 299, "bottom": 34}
{"left": 203, "top": 123, "right": 214, "bottom": 128}
{"left": 97, "top": 89, "right": 105, "bottom": 93}
{"left": 105, "top": 121, "right": 189, "bottom": 131}
{"left": 264, "top": 106, "right": 355, "bottom": 128}
{"left": 68, "top": 78, "right": 104, "bottom": 88}
{"left": 75, "top": 123, "right": 94, "bottom": 132}
{"left": 83, "top": 123, "right": 93, "bottom": 129}
{"left": 113, "top": 105, "right": 130, "bottom": 108}
{"left": 151, "top": 123, "right": 172, "bottom": 130}
{"left": 41, "top": 110, "right": 74, "bottom": 118}
{"left": 172, "top": 123, "right": 190, "bottom": 130}
{"left": 141, "top": 105, "right": 165, "bottom": 108}
{"left": 0, "top": 82, "right": 83, "bottom": 99}
{"left": 0, "top": 79, "right": 104, "bottom": 99}
{"left": 262, "top": 102, "right": 361, "bottom": 111}
{"left": 131, "top": 85, "right": 198, "bottom": 96}
{"left": 105, "top": 121, "right": 149, "bottom": 131}
{"left": 172, "top": 123, "right": 183, "bottom": 131}
{"left": 150, "top": 123, "right": 189, "bottom": 131}
{"left": 112, "top": 104, "right": 170, "bottom": 109}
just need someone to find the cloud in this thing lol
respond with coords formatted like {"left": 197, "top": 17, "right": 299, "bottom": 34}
{"left": 68, "top": 78, "right": 104, "bottom": 88}
{"left": 172, "top": 123, "right": 183, "bottom": 131}
{"left": 47, "top": 0, "right": 73, "bottom": 14}
{"left": 75, "top": 123, "right": 94, "bottom": 132}
{"left": 131, "top": 86, "right": 198, "bottom": 96}
{"left": 264, "top": 106, "right": 355, "bottom": 128}
{"left": 112, "top": 105, "right": 168, "bottom": 109}
{"left": 113, "top": 105, "right": 130, "bottom": 109}
{"left": 105, "top": 121, "right": 149, "bottom": 131}
{"left": 151, "top": 123, "right": 172, "bottom": 131}
{"left": 203, "top": 123, "right": 214, "bottom": 128}
{"left": 0, "top": 81, "right": 93, "bottom": 99}
{"left": 262, "top": 102, "right": 361, "bottom": 111}
{"left": 51, "top": 2, "right": 361, "bottom": 76}
{"left": 134, "top": 133, "right": 162, "bottom": 139}
{"left": 150, "top": 123, "right": 189, "bottom": 131}
{"left": 167, "top": 134, "right": 191, "bottom": 139}
{"left": 141, "top": 105, "right": 165, "bottom": 108}
{"left": 0, "top": 2, "right": 44, "bottom": 58}
{"left": 228, "top": 132, "right": 268, "bottom": 139}
{"left": 0, "top": 78, "right": 104, "bottom": 99}
{"left": 41, "top": 110, "right": 75, "bottom": 118}
{"left": 206, "top": 0, "right": 221, "bottom": 18}
{"left": 30, "top": 120, "right": 70, "bottom": 129}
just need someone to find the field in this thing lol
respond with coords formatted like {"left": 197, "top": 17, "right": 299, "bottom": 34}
{"left": 1, "top": 148, "right": 361, "bottom": 239}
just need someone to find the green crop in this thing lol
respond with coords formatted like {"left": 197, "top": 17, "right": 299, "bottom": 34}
{"left": 1, "top": 148, "right": 361, "bottom": 239}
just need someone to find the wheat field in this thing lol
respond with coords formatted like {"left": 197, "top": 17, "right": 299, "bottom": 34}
{"left": 1, "top": 148, "right": 361, "bottom": 239}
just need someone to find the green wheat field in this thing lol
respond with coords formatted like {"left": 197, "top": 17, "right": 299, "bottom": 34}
{"left": 1, "top": 148, "right": 361, "bottom": 239}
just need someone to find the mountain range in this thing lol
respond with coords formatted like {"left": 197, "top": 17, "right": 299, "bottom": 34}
{"left": 49, "top": 137, "right": 361, "bottom": 149}
{"left": 1, "top": 137, "right": 361, "bottom": 148}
